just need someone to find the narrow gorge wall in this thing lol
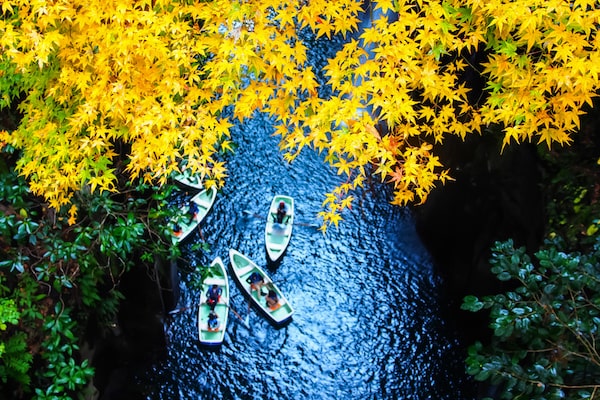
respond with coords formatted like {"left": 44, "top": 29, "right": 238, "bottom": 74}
{"left": 413, "top": 134, "right": 546, "bottom": 341}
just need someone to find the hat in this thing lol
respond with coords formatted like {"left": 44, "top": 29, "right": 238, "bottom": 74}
{"left": 279, "top": 201, "right": 285, "bottom": 206}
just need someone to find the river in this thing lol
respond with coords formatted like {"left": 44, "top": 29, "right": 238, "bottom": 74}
{"left": 134, "top": 13, "right": 476, "bottom": 398}
{"left": 134, "top": 108, "right": 476, "bottom": 399}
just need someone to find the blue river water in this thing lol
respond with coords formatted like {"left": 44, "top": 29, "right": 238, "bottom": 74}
{"left": 135, "top": 11, "right": 476, "bottom": 398}
{"left": 136, "top": 111, "right": 476, "bottom": 399}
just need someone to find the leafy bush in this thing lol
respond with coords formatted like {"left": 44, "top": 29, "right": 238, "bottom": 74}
{"left": 462, "top": 237, "right": 600, "bottom": 399}
{"left": 0, "top": 154, "right": 180, "bottom": 398}
{"left": 0, "top": 298, "right": 31, "bottom": 386}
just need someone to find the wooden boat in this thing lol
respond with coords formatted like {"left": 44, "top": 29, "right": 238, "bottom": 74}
{"left": 228, "top": 249, "right": 294, "bottom": 326}
{"left": 170, "top": 186, "right": 217, "bottom": 243}
{"left": 198, "top": 256, "right": 229, "bottom": 346}
{"left": 264, "top": 195, "right": 294, "bottom": 262}
{"left": 191, "top": 186, "right": 217, "bottom": 224}
{"left": 172, "top": 169, "right": 203, "bottom": 192}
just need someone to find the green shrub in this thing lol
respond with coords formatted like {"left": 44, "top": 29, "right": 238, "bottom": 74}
{"left": 463, "top": 237, "right": 600, "bottom": 399}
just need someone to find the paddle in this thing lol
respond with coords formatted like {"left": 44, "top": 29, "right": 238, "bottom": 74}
{"left": 246, "top": 301, "right": 251, "bottom": 327}
{"left": 168, "top": 305, "right": 191, "bottom": 315}
{"left": 229, "top": 304, "right": 250, "bottom": 329}
{"left": 242, "top": 209, "right": 319, "bottom": 228}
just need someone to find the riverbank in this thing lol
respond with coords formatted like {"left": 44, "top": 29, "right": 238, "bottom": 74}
{"left": 90, "top": 261, "right": 172, "bottom": 399}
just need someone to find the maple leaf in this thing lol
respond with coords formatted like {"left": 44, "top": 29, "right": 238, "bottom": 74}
{"left": 387, "top": 166, "right": 404, "bottom": 188}
{"left": 340, "top": 195, "right": 354, "bottom": 210}
{"left": 2, "top": 0, "right": 598, "bottom": 232}
{"left": 67, "top": 204, "right": 78, "bottom": 226}
{"left": 315, "top": 16, "right": 334, "bottom": 38}
{"left": 374, "top": 0, "right": 396, "bottom": 15}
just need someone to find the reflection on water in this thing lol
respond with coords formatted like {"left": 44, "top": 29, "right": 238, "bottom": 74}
{"left": 138, "top": 113, "right": 475, "bottom": 399}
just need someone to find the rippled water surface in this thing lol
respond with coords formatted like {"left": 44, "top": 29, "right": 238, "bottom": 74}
{"left": 137, "top": 111, "right": 475, "bottom": 399}
{"left": 138, "top": 16, "right": 476, "bottom": 398}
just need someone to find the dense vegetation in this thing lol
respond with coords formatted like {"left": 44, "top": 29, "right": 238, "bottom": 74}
{"left": 0, "top": 147, "right": 189, "bottom": 398}
{"left": 1, "top": 0, "right": 599, "bottom": 398}
{"left": 461, "top": 134, "right": 600, "bottom": 399}
{"left": 463, "top": 235, "right": 600, "bottom": 399}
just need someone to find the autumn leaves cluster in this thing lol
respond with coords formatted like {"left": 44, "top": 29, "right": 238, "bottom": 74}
{"left": 1, "top": 0, "right": 599, "bottom": 229}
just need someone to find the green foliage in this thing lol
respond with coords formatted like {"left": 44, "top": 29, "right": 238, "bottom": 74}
{"left": 0, "top": 151, "right": 182, "bottom": 397}
{"left": 0, "top": 332, "right": 32, "bottom": 387}
{"left": 0, "top": 298, "right": 32, "bottom": 386}
{"left": 462, "top": 237, "right": 600, "bottom": 399}
{"left": 188, "top": 263, "right": 215, "bottom": 291}
{"left": 540, "top": 133, "right": 600, "bottom": 251}
{"left": 35, "top": 307, "right": 94, "bottom": 399}
{"left": 0, "top": 298, "right": 19, "bottom": 331}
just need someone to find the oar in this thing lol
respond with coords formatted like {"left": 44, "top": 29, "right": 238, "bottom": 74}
{"left": 242, "top": 209, "right": 319, "bottom": 228}
{"left": 229, "top": 305, "right": 250, "bottom": 329}
{"left": 168, "top": 305, "right": 191, "bottom": 315}
{"left": 243, "top": 210, "right": 262, "bottom": 219}
{"left": 246, "top": 301, "right": 251, "bottom": 327}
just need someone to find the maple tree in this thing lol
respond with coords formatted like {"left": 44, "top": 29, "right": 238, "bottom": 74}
{"left": 1, "top": 1, "right": 599, "bottom": 397}
{"left": 1, "top": 0, "right": 599, "bottom": 231}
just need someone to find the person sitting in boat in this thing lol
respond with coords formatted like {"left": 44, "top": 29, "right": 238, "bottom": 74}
{"left": 188, "top": 200, "right": 199, "bottom": 219}
{"left": 275, "top": 201, "right": 288, "bottom": 224}
{"left": 207, "top": 311, "right": 219, "bottom": 331}
{"left": 172, "top": 223, "right": 183, "bottom": 237}
{"left": 246, "top": 272, "right": 264, "bottom": 292}
{"left": 266, "top": 289, "right": 280, "bottom": 310}
{"left": 206, "top": 284, "right": 222, "bottom": 310}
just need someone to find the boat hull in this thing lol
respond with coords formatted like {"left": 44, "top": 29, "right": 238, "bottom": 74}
{"left": 228, "top": 249, "right": 294, "bottom": 327}
{"left": 265, "top": 195, "right": 294, "bottom": 262}
{"left": 172, "top": 170, "right": 203, "bottom": 192}
{"left": 198, "top": 257, "right": 229, "bottom": 346}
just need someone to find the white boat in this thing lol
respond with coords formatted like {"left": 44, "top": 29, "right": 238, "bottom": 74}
{"left": 228, "top": 249, "right": 294, "bottom": 326}
{"left": 170, "top": 187, "right": 217, "bottom": 243}
{"left": 198, "top": 256, "right": 229, "bottom": 346}
{"left": 264, "top": 195, "right": 294, "bottom": 262}
{"left": 172, "top": 169, "right": 203, "bottom": 192}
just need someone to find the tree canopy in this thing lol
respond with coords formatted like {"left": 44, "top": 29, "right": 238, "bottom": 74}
{"left": 1, "top": 0, "right": 599, "bottom": 229}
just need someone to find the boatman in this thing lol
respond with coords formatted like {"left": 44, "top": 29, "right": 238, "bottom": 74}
{"left": 188, "top": 200, "right": 199, "bottom": 220}
{"left": 172, "top": 223, "right": 183, "bottom": 237}
{"left": 206, "top": 284, "right": 222, "bottom": 310}
{"left": 275, "top": 201, "right": 288, "bottom": 224}
{"left": 266, "top": 289, "right": 280, "bottom": 310}
{"left": 246, "top": 272, "right": 264, "bottom": 292}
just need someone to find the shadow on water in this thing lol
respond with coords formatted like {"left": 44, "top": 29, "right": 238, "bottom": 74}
{"left": 136, "top": 112, "right": 476, "bottom": 400}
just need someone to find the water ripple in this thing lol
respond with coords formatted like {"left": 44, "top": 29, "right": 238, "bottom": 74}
{"left": 138, "top": 113, "right": 475, "bottom": 400}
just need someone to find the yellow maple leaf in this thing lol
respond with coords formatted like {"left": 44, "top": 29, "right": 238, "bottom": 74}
{"left": 67, "top": 204, "right": 78, "bottom": 226}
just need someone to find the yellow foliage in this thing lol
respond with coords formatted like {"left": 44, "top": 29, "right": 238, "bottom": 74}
{"left": 1, "top": 0, "right": 599, "bottom": 230}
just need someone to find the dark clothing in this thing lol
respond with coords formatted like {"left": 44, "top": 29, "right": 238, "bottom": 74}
{"left": 246, "top": 272, "right": 263, "bottom": 285}
{"left": 207, "top": 286, "right": 222, "bottom": 300}
{"left": 276, "top": 205, "right": 287, "bottom": 224}
{"left": 189, "top": 201, "right": 199, "bottom": 216}
{"left": 208, "top": 313, "right": 219, "bottom": 330}
{"left": 206, "top": 286, "right": 222, "bottom": 309}
{"left": 266, "top": 290, "right": 279, "bottom": 308}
